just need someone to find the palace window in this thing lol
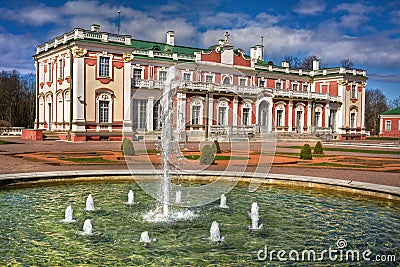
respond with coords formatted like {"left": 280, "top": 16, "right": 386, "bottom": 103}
{"left": 239, "top": 78, "right": 246, "bottom": 87}
{"left": 99, "top": 101, "right": 109, "bottom": 123}
{"left": 138, "top": 100, "right": 147, "bottom": 129}
{"left": 192, "top": 105, "right": 201, "bottom": 125}
{"left": 133, "top": 68, "right": 142, "bottom": 81}
{"left": 314, "top": 111, "right": 321, "bottom": 127}
{"left": 259, "top": 79, "right": 265, "bottom": 87}
{"left": 351, "top": 84, "right": 357, "bottom": 99}
{"left": 218, "top": 101, "right": 228, "bottom": 126}
{"left": 350, "top": 111, "right": 357, "bottom": 128}
{"left": 183, "top": 73, "right": 191, "bottom": 82}
{"left": 99, "top": 56, "right": 110, "bottom": 77}
{"left": 159, "top": 70, "right": 167, "bottom": 81}
{"left": 222, "top": 76, "right": 231, "bottom": 85}
{"left": 293, "top": 83, "right": 298, "bottom": 91}
{"left": 205, "top": 75, "right": 213, "bottom": 83}
{"left": 302, "top": 84, "right": 308, "bottom": 91}
{"left": 276, "top": 81, "right": 282, "bottom": 90}
{"left": 276, "top": 110, "right": 283, "bottom": 126}
{"left": 58, "top": 59, "right": 63, "bottom": 79}
{"left": 385, "top": 120, "right": 392, "bottom": 131}
{"left": 242, "top": 108, "right": 250, "bottom": 125}
{"left": 47, "top": 62, "right": 52, "bottom": 82}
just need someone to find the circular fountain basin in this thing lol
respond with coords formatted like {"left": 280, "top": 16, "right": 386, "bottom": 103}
{"left": 0, "top": 177, "right": 398, "bottom": 266}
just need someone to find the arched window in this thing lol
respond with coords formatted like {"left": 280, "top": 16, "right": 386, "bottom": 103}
{"left": 222, "top": 76, "right": 231, "bottom": 85}
{"left": 314, "top": 106, "right": 323, "bottom": 128}
{"left": 96, "top": 92, "right": 113, "bottom": 124}
{"left": 242, "top": 101, "right": 252, "bottom": 126}
{"left": 295, "top": 103, "right": 305, "bottom": 133}
{"left": 275, "top": 104, "right": 285, "bottom": 127}
{"left": 350, "top": 109, "right": 357, "bottom": 128}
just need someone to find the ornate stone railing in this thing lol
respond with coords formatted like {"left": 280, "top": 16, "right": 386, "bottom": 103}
{"left": 0, "top": 127, "right": 24, "bottom": 135}
{"left": 273, "top": 89, "right": 341, "bottom": 102}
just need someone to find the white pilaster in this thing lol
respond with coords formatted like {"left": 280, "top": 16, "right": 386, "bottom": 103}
{"left": 361, "top": 85, "right": 366, "bottom": 130}
{"left": 123, "top": 61, "right": 133, "bottom": 135}
{"left": 147, "top": 97, "right": 154, "bottom": 132}
{"left": 71, "top": 56, "right": 86, "bottom": 132}
{"left": 325, "top": 103, "right": 330, "bottom": 128}
{"left": 233, "top": 96, "right": 238, "bottom": 126}
{"left": 208, "top": 94, "right": 214, "bottom": 133}
{"left": 307, "top": 101, "right": 312, "bottom": 132}
{"left": 288, "top": 100, "right": 293, "bottom": 132}
{"left": 177, "top": 92, "right": 186, "bottom": 132}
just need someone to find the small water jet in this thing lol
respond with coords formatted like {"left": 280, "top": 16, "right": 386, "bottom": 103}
{"left": 209, "top": 221, "right": 224, "bottom": 242}
{"left": 248, "top": 202, "right": 263, "bottom": 230}
{"left": 125, "top": 190, "right": 135, "bottom": 205}
{"left": 76, "top": 219, "right": 94, "bottom": 236}
{"left": 60, "top": 205, "right": 75, "bottom": 223}
{"left": 85, "top": 194, "right": 95, "bottom": 211}
{"left": 139, "top": 231, "right": 155, "bottom": 243}
{"left": 175, "top": 190, "right": 181, "bottom": 204}
{"left": 220, "top": 194, "right": 229, "bottom": 208}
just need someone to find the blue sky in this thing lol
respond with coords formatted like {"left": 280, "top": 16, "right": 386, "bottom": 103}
{"left": 0, "top": 0, "right": 399, "bottom": 99}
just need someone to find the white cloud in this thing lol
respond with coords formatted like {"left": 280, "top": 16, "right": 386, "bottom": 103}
{"left": 293, "top": 0, "right": 327, "bottom": 15}
{"left": 332, "top": 3, "right": 375, "bottom": 14}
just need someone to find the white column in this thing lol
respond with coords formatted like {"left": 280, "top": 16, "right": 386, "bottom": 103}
{"left": 208, "top": 94, "right": 214, "bottom": 133}
{"left": 123, "top": 61, "right": 133, "bottom": 135}
{"left": 361, "top": 85, "right": 366, "bottom": 131}
{"left": 288, "top": 100, "right": 293, "bottom": 132}
{"left": 147, "top": 97, "right": 154, "bottom": 132}
{"left": 177, "top": 92, "right": 186, "bottom": 132}
{"left": 71, "top": 56, "right": 86, "bottom": 132}
{"left": 307, "top": 101, "right": 312, "bottom": 132}
{"left": 325, "top": 103, "right": 330, "bottom": 128}
{"left": 233, "top": 96, "right": 238, "bottom": 126}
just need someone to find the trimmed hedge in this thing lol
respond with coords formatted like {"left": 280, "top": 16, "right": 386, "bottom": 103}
{"left": 121, "top": 138, "right": 135, "bottom": 156}
{"left": 313, "top": 141, "right": 324, "bottom": 154}
{"left": 300, "top": 143, "right": 312, "bottom": 160}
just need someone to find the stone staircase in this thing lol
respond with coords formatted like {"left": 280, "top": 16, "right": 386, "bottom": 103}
{"left": 42, "top": 131, "right": 60, "bottom": 140}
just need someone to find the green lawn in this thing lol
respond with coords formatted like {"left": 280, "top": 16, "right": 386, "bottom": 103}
{"left": 0, "top": 139, "right": 18, "bottom": 145}
{"left": 279, "top": 146, "right": 400, "bottom": 155}
{"left": 305, "top": 162, "right": 375, "bottom": 169}
{"left": 184, "top": 155, "right": 249, "bottom": 160}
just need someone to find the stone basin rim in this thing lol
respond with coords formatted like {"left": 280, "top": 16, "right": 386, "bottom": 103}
{"left": 0, "top": 170, "right": 399, "bottom": 201}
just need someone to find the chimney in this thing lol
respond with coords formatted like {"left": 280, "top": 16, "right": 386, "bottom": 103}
{"left": 313, "top": 60, "right": 320, "bottom": 71}
{"left": 166, "top": 31, "right": 175, "bottom": 46}
{"left": 255, "top": 44, "right": 263, "bottom": 60}
{"left": 91, "top": 24, "right": 100, "bottom": 32}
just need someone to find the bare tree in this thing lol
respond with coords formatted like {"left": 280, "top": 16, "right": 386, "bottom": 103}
{"left": 388, "top": 95, "right": 400, "bottom": 109}
{"left": 298, "top": 55, "right": 320, "bottom": 70}
{"left": 340, "top": 59, "right": 354, "bottom": 68}
{"left": 365, "top": 88, "right": 388, "bottom": 135}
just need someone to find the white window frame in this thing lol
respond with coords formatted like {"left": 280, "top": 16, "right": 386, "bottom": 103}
{"left": 47, "top": 62, "right": 52, "bottom": 82}
{"left": 350, "top": 110, "right": 357, "bottom": 128}
{"left": 58, "top": 58, "right": 63, "bottom": 80}
{"left": 302, "top": 84, "right": 308, "bottom": 92}
{"left": 190, "top": 98, "right": 203, "bottom": 125}
{"left": 222, "top": 76, "right": 231, "bottom": 85}
{"left": 96, "top": 93, "right": 113, "bottom": 124}
{"left": 241, "top": 101, "right": 252, "bottom": 126}
{"left": 158, "top": 70, "right": 167, "bottom": 81}
{"left": 259, "top": 79, "right": 265, "bottom": 87}
{"left": 217, "top": 100, "right": 229, "bottom": 126}
{"left": 205, "top": 74, "right": 214, "bottom": 83}
{"left": 239, "top": 78, "right": 247, "bottom": 87}
{"left": 351, "top": 84, "right": 357, "bottom": 99}
{"left": 138, "top": 100, "right": 147, "bottom": 129}
{"left": 385, "top": 120, "right": 392, "bottom": 131}
{"left": 97, "top": 53, "right": 113, "bottom": 78}
{"left": 292, "top": 83, "right": 299, "bottom": 91}
{"left": 314, "top": 106, "right": 323, "bottom": 128}
{"left": 275, "top": 80, "right": 282, "bottom": 90}
{"left": 183, "top": 72, "right": 191, "bottom": 82}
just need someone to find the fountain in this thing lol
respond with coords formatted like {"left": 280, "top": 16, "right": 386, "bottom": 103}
{"left": 85, "top": 194, "right": 95, "bottom": 211}
{"left": 248, "top": 202, "right": 263, "bottom": 230}
{"left": 60, "top": 205, "right": 75, "bottom": 223}
{"left": 209, "top": 221, "right": 224, "bottom": 242}
{"left": 220, "top": 194, "right": 229, "bottom": 209}
{"left": 139, "top": 231, "right": 154, "bottom": 243}
{"left": 175, "top": 190, "right": 181, "bottom": 204}
{"left": 125, "top": 190, "right": 135, "bottom": 205}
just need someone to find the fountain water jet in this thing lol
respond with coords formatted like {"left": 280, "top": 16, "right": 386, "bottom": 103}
{"left": 85, "top": 194, "right": 95, "bottom": 211}
{"left": 220, "top": 194, "right": 229, "bottom": 208}
{"left": 175, "top": 190, "right": 181, "bottom": 204}
{"left": 125, "top": 190, "right": 135, "bottom": 205}
{"left": 76, "top": 219, "right": 94, "bottom": 236}
{"left": 209, "top": 221, "right": 224, "bottom": 242}
{"left": 249, "top": 202, "right": 263, "bottom": 230}
{"left": 60, "top": 205, "right": 75, "bottom": 223}
{"left": 139, "top": 231, "right": 154, "bottom": 243}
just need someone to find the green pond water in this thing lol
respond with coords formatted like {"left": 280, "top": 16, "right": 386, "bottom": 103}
{"left": 0, "top": 180, "right": 399, "bottom": 266}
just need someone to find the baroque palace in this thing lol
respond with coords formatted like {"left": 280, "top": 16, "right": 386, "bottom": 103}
{"left": 32, "top": 24, "right": 367, "bottom": 142}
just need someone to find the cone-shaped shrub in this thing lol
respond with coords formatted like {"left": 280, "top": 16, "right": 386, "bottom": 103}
{"left": 300, "top": 143, "right": 312, "bottom": 160}
{"left": 200, "top": 144, "right": 215, "bottom": 165}
{"left": 121, "top": 138, "right": 135, "bottom": 156}
{"left": 212, "top": 140, "right": 221, "bottom": 154}
{"left": 313, "top": 141, "right": 324, "bottom": 155}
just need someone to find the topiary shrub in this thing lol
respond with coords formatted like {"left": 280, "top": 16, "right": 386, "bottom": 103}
{"left": 212, "top": 140, "right": 221, "bottom": 154}
{"left": 300, "top": 143, "right": 312, "bottom": 160}
{"left": 313, "top": 141, "right": 324, "bottom": 155}
{"left": 121, "top": 138, "right": 135, "bottom": 156}
{"left": 199, "top": 144, "right": 215, "bottom": 165}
